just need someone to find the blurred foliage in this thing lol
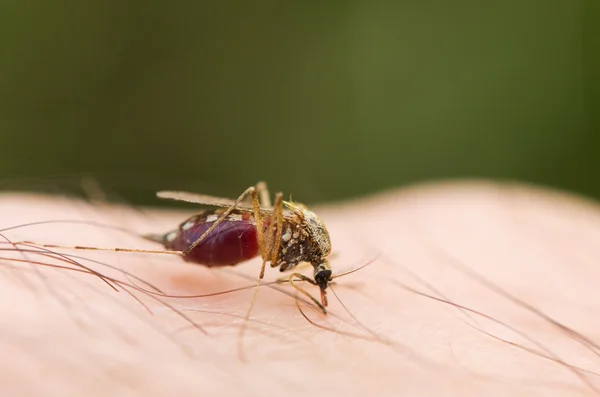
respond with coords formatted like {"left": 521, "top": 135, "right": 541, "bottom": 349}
{"left": 0, "top": 1, "right": 598, "bottom": 205}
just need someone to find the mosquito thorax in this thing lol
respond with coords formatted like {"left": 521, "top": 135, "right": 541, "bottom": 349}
{"left": 275, "top": 201, "right": 332, "bottom": 273}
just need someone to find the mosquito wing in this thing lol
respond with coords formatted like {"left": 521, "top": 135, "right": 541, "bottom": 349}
{"left": 158, "top": 191, "right": 237, "bottom": 207}
{"left": 157, "top": 190, "right": 275, "bottom": 213}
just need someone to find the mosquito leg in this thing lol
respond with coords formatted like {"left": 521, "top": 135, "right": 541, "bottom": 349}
{"left": 251, "top": 187, "right": 267, "bottom": 263}
{"left": 255, "top": 181, "right": 272, "bottom": 209}
{"left": 248, "top": 186, "right": 269, "bottom": 283}
{"left": 237, "top": 190, "right": 284, "bottom": 360}
{"left": 276, "top": 271, "right": 316, "bottom": 284}
{"left": 240, "top": 181, "right": 269, "bottom": 208}
{"left": 11, "top": 241, "right": 185, "bottom": 256}
{"left": 288, "top": 273, "right": 327, "bottom": 314}
{"left": 274, "top": 265, "right": 311, "bottom": 282}
{"left": 182, "top": 185, "right": 262, "bottom": 256}
{"left": 264, "top": 193, "right": 284, "bottom": 273}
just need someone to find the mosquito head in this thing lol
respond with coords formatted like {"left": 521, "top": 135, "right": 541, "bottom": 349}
{"left": 313, "top": 261, "right": 333, "bottom": 307}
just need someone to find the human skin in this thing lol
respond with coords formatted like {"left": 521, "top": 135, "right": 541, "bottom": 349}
{"left": 0, "top": 181, "right": 599, "bottom": 397}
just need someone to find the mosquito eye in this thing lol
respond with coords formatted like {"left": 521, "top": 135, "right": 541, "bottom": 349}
{"left": 315, "top": 269, "right": 332, "bottom": 286}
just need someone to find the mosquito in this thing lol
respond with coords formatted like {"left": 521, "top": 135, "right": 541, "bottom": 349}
{"left": 17, "top": 181, "right": 334, "bottom": 313}
{"left": 145, "top": 181, "right": 334, "bottom": 312}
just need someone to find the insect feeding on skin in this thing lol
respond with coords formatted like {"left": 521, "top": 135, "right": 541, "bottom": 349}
{"left": 146, "top": 181, "right": 334, "bottom": 312}
{"left": 18, "top": 182, "right": 334, "bottom": 313}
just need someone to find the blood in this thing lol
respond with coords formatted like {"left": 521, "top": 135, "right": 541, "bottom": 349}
{"left": 164, "top": 219, "right": 260, "bottom": 267}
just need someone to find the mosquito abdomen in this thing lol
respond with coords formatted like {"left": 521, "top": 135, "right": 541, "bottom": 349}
{"left": 160, "top": 217, "right": 260, "bottom": 267}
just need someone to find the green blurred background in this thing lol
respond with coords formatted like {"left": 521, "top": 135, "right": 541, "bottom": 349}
{"left": 1, "top": 1, "right": 598, "bottom": 205}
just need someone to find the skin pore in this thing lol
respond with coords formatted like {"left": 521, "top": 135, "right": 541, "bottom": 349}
{"left": 1, "top": 180, "right": 600, "bottom": 396}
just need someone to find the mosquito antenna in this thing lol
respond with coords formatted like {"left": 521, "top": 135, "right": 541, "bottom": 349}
{"left": 331, "top": 254, "right": 379, "bottom": 279}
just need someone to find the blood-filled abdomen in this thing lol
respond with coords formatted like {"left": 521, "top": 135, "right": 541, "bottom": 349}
{"left": 162, "top": 217, "right": 259, "bottom": 267}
